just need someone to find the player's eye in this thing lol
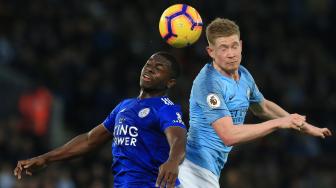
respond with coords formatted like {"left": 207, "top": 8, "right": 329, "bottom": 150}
{"left": 145, "top": 61, "right": 154, "bottom": 67}
{"left": 155, "top": 65, "right": 164, "bottom": 71}
{"left": 220, "top": 47, "right": 227, "bottom": 52}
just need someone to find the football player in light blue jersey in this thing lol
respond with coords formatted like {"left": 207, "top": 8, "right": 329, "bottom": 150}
{"left": 178, "top": 18, "right": 332, "bottom": 188}
{"left": 14, "top": 52, "right": 187, "bottom": 188}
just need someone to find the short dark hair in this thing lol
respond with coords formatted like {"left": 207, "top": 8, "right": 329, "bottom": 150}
{"left": 155, "top": 51, "right": 180, "bottom": 79}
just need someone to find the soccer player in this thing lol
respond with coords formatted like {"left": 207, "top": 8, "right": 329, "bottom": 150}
{"left": 178, "top": 18, "right": 332, "bottom": 188}
{"left": 14, "top": 51, "right": 187, "bottom": 188}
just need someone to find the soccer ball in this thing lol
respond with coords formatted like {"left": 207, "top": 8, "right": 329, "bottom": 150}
{"left": 159, "top": 4, "right": 203, "bottom": 48}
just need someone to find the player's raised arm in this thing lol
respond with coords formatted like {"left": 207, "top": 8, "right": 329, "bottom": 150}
{"left": 212, "top": 114, "right": 306, "bottom": 146}
{"left": 250, "top": 99, "right": 332, "bottom": 138}
{"left": 156, "top": 126, "right": 187, "bottom": 188}
{"left": 14, "top": 124, "right": 112, "bottom": 179}
{"left": 250, "top": 99, "right": 290, "bottom": 120}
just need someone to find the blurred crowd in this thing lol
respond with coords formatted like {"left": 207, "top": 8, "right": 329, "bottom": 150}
{"left": 0, "top": 0, "right": 335, "bottom": 187}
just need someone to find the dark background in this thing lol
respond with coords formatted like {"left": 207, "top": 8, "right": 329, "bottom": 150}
{"left": 0, "top": 0, "right": 335, "bottom": 187}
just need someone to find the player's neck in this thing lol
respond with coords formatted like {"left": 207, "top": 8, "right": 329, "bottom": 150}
{"left": 213, "top": 63, "right": 239, "bottom": 81}
{"left": 138, "top": 89, "right": 167, "bottom": 99}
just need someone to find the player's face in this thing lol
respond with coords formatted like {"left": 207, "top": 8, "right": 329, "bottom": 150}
{"left": 140, "top": 54, "right": 175, "bottom": 91}
{"left": 207, "top": 34, "right": 242, "bottom": 73}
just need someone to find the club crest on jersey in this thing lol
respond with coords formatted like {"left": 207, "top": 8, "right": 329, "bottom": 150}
{"left": 207, "top": 93, "right": 221, "bottom": 108}
{"left": 138, "top": 108, "right": 150, "bottom": 118}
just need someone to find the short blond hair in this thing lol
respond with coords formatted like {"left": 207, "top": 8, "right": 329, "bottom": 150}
{"left": 206, "top": 18, "right": 240, "bottom": 45}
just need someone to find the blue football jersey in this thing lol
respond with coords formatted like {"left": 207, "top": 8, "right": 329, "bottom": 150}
{"left": 186, "top": 63, "right": 264, "bottom": 177}
{"left": 103, "top": 96, "right": 186, "bottom": 188}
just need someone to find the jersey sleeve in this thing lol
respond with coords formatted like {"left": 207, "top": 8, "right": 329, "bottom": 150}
{"left": 102, "top": 102, "right": 122, "bottom": 134}
{"left": 158, "top": 105, "right": 186, "bottom": 132}
{"left": 193, "top": 79, "right": 232, "bottom": 125}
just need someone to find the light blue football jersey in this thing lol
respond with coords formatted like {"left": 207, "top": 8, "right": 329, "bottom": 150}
{"left": 186, "top": 63, "right": 264, "bottom": 177}
{"left": 103, "top": 96, "right": 186, "bottom": 188}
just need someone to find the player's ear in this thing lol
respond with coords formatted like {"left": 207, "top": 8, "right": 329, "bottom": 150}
{"left": 167, "top": 78, "right": 176, "bottom": 89}
{"left": 206, "top": 46, "right": 214, "bottom": 59}
{"left": 240, "top": 40, "right": 243, "bottom": 50}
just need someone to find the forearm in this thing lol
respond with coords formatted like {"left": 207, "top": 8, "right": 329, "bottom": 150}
{"left": 220, "top": 119, "right": 281, "bottom": 146}
{"left": 167, "top": 137, "right": 186, "bottom": 164}
{"left": 165, "top": 127, "right": 187, "bottom": 164}
{"left": 39, "top": 133, "right": 94, "bottom": 164}
{"left": 258, "top": 100, "right": 289, "bottom": 120}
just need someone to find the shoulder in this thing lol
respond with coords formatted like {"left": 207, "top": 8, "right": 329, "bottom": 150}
{"left": 156, "top": 97, "right": 181, "bottom": 111}
{"left": 113, "top": 98, "right": 136, "bottom": 111}
{"left": 239, "top": 65, "right": 255, "bottom": 79}
{"left": 239, "top": 65, "right": 251, "bottom": 75}
{"left": 195, "top": 63, "right": 217, "bottom": 81}
{"left": 239, "top": 65, "right": 255, "bottom": 81}
{"left": 193, "top": 64, "right": 225, "bottom": 93}
{"left": 159, "top": 96, "right": 176, "bottom": 106}
{"left": 144, "top": 96, "right": 178, "bottom": 110}
{"left": 119, "top": 98, "right": 136, "bottom": 106}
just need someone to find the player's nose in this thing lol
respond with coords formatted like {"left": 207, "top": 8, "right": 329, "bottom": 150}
{"left": 144, "top": 65, "right": 154, "bottom": 74}
{"left": 227, "top": 49, "right": 235, "bottom": 58}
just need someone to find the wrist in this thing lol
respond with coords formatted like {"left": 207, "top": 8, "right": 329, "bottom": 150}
{"left": 263, "top": 119, "right": 281, "bottom": 130}
{"left": 167, "top": 156, "right": 184, "bottom": 165}
{"left": 37, "top": 154, "right": 50, "bottom": 165}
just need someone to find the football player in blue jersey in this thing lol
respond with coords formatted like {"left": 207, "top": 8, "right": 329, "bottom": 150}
{"left": 14, "top": 51, "right": 187, "bottom": 188}
{"left": 178, "top": 18, "right": 332, "bottom": 188}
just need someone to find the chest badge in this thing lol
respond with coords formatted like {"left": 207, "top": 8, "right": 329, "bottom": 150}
{"left": 138, "top": 108, "right": 150, "bottom": 118}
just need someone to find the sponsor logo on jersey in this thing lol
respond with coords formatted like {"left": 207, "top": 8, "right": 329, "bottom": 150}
{"left": 118, "top": 117, "right": 126, "bottom": 124}
{"left": 229, "top": 95, "right": 235, "bottom": 101}
{"left": 113, "top": 124, "right": 138, "bottom": 146}
{"left": 138, "top": 108, "right": 150, "bottom": 118}
{"left": 230, "top": 107, "right": 248, "bottom": 124}
{"left": 207, "top": 93, "right": 221, "bottom": 108}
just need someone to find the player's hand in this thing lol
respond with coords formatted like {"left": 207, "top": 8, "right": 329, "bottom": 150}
{"left": 300, "top": 123, "right": 332, "bottom": 138}
{"left": 277, "top": 113, "right": 306, "bottom": 131}
{"left": 155, "top": 159, "right": 180, "bottom": 188}
{"left": 13, "top": 156, "right": 47, "bottom": 180}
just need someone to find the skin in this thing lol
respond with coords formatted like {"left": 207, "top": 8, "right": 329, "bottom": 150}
{"left": 14, "top": 53, "right": 187, "bottom": 188}
{"left": 206, "top": 34, "right": 332, "bottom": 146}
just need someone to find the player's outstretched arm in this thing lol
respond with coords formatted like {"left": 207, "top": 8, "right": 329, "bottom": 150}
{"left": 212, "top": 114, "right": 306, "bottom": 146}
{"left": 156, "top": 126, "right": 187, "bottom": 188}
{"left": 14, "top": 124, "right": 112, "bottom": 179}
{"left": 300, "top": 123, "right": 332, "bottom": 138}
{"left": 250, "top": 99, "right": 332, "bottom": 138}
{"left": 250, "top": 99, "right": 290, "bottom": 120}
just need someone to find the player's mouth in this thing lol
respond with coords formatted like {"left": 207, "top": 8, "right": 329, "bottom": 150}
{"left": 227, "top": 61, "right": 238, "bottom": 65}
{"left": 142, "top": 73, "right": 152, "bottom": 82}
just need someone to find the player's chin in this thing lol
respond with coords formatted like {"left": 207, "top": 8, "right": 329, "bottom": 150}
{"left": 140, "top": 81, "right": 154, "bottom": 89}
{"left": 224, "top": 66, "right": 238, "bottom": 72}
{"left": 230, "top": 64, "right": 240, "bottom": 70}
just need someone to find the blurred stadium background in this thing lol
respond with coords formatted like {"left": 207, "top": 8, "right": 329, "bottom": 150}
{"left": 0, "top": 0, "right": 335, "bottom": 188}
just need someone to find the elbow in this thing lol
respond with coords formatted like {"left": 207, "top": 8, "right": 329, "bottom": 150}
{"left": 254, "top": 111, "right": 270, "bottom": 120}
{"left": 221, "top": 136, "right": 237, "bottom": 147}
{"left": 87, "top": 134, "right": 99, "bottom": 150}
{"left": 252, "top": 109, "right": 267, "bottom": 119}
